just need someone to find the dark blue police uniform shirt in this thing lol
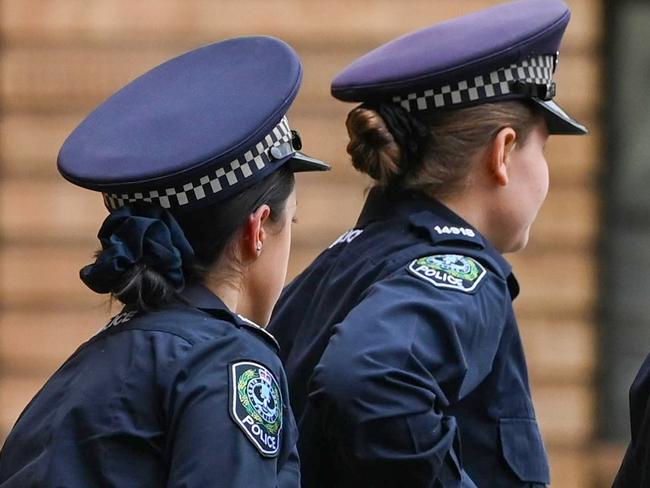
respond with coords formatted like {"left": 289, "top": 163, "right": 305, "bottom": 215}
{"left": 0, "top": 285, "right": 299, "bottom": 487}
{"left": 613, "top": 353, "right": 650, "bottom": 487}
{"left": 268, "top": 188, "right": 550, "bottom": 487}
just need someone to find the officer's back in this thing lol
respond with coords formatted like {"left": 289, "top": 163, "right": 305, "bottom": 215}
{"left": 0, "top": 302, "right": 292, "bottom": 486}
{"left": 0, "top": 35, "right": 328, "bottom": 487}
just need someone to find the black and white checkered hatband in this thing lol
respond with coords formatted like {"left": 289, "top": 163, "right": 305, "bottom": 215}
{"left": 103, "top": 117, "right": 294, "bottom": 211}
{"left": 391, "top": 53, "right": 558, "bottom": 113}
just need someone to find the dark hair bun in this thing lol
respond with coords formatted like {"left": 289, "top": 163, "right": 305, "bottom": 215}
{"left": 345, "top": 107, "right": 402, "bottom": 186}
{"left": 346, "top": 100, "right": 542, "bottom": 197}
{"left": 345, "top": 104, "right": 432, "bottom": 186}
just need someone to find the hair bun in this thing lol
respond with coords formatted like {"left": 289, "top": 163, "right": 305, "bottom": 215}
{"left": 345, "top": 106, "right": 402, "bottom": 185}
{"left": 80, "top": 205, "right": 194, "bottom": 309}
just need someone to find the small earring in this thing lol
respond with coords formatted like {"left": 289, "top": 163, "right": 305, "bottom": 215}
{"left": 256, "top": 243, "right": 262, "bottom": 252}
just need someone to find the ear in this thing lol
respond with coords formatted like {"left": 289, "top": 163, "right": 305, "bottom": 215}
{"left": 487, "top": 127, "right": 518, "bottom": 186}
{"left": 241, "top": 204, "right": 272, "bottom": 261}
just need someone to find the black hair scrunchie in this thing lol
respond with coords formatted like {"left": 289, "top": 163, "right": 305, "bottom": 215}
{"left": 80, "top": 205, "right": 195, "bottom": 294}
{"left": 365, "top": 102, "right": 431, "bottom": 175}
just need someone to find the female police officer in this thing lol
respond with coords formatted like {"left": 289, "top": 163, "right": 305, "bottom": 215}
{"left": 613, "top": 355, "right": 650, "bottom": 486}
{"left": 0, "top": 36, "right": 328, "bottom": 487}
{"left": 268, "top": 1, "right": 586, "bottom": 486}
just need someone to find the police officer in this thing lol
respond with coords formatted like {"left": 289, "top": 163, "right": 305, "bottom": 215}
{"left": 612, "top": 356, "right": 650, "bottom": 486}
{"left": 268, "top": 1, "right": 586, "bottom": 486}
{"left": 0, "top": 36, "right": 328, "bottom": 487}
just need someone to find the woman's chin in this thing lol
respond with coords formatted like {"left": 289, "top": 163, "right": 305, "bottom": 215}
{"left": 500, "top": 229, "right": 531, "bottom": 255}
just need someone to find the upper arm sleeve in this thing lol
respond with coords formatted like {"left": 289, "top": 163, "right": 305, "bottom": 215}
{"left": 305, "top": 270, "right": 507, "bottom": 487}
{"left": 163, "top": 338, "right": 298, "bottom": 488}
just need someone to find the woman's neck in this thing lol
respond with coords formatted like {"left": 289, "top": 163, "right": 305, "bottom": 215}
{"left": 437, "top": 191, "right": 505, "bottom": 252}
{"left": 204, "top": 270, "right": 242, "bottom": 315}
{"left": 203, "top": 268, "right": 263, "bottom": 325}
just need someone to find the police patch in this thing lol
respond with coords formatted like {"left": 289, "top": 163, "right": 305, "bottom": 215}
{"left": 408, "top": 254, "right": 486, "bottom": 293}
{"left": 230, "top": 361, "right": 283, "bottom": 457}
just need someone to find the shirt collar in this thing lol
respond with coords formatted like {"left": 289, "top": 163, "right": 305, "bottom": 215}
{"left": 180, "top": 283, "right": 231, "bottom": 312}
{"left": 179, "top": 284, "right": 281, "bottom": 351}
{"left": 356, "top": 187, "right": 518, "bottom": 296}
{"left": 357, "top": 186, "right": 445, "bottom": 227}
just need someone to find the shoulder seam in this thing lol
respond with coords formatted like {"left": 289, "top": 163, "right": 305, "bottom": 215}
{"left": 100, "top": 327, "right": 197, "bottom": 346}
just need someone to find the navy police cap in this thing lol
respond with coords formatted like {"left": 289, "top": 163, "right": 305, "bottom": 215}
{"left": 58, "top": 36, "right": 329, "bottom": 211}
{"left": 331, "top": 0, "right": 587, "bottom": 135}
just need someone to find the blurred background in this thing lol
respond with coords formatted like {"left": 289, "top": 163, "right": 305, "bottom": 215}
{"left": 0, "top": 0, "right": 646, "bottom": 486}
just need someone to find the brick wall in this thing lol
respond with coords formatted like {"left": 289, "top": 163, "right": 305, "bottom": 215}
{"left": 0, "top": 1, "right": 611, "bottom": 485}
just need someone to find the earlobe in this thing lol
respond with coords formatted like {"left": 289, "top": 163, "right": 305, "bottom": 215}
{"left": 244, "top": 205, "right": 271, "bottom": 260}
{"left": 489, "top": 127, "right": 517, "bottom": 187}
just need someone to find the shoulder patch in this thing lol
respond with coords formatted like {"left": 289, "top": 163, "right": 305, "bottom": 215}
{"left": 407, "top": 254, "right": 487, "bottom": 293}
{"left": 229, "top": 361, "right": 283, "bottom": 457}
